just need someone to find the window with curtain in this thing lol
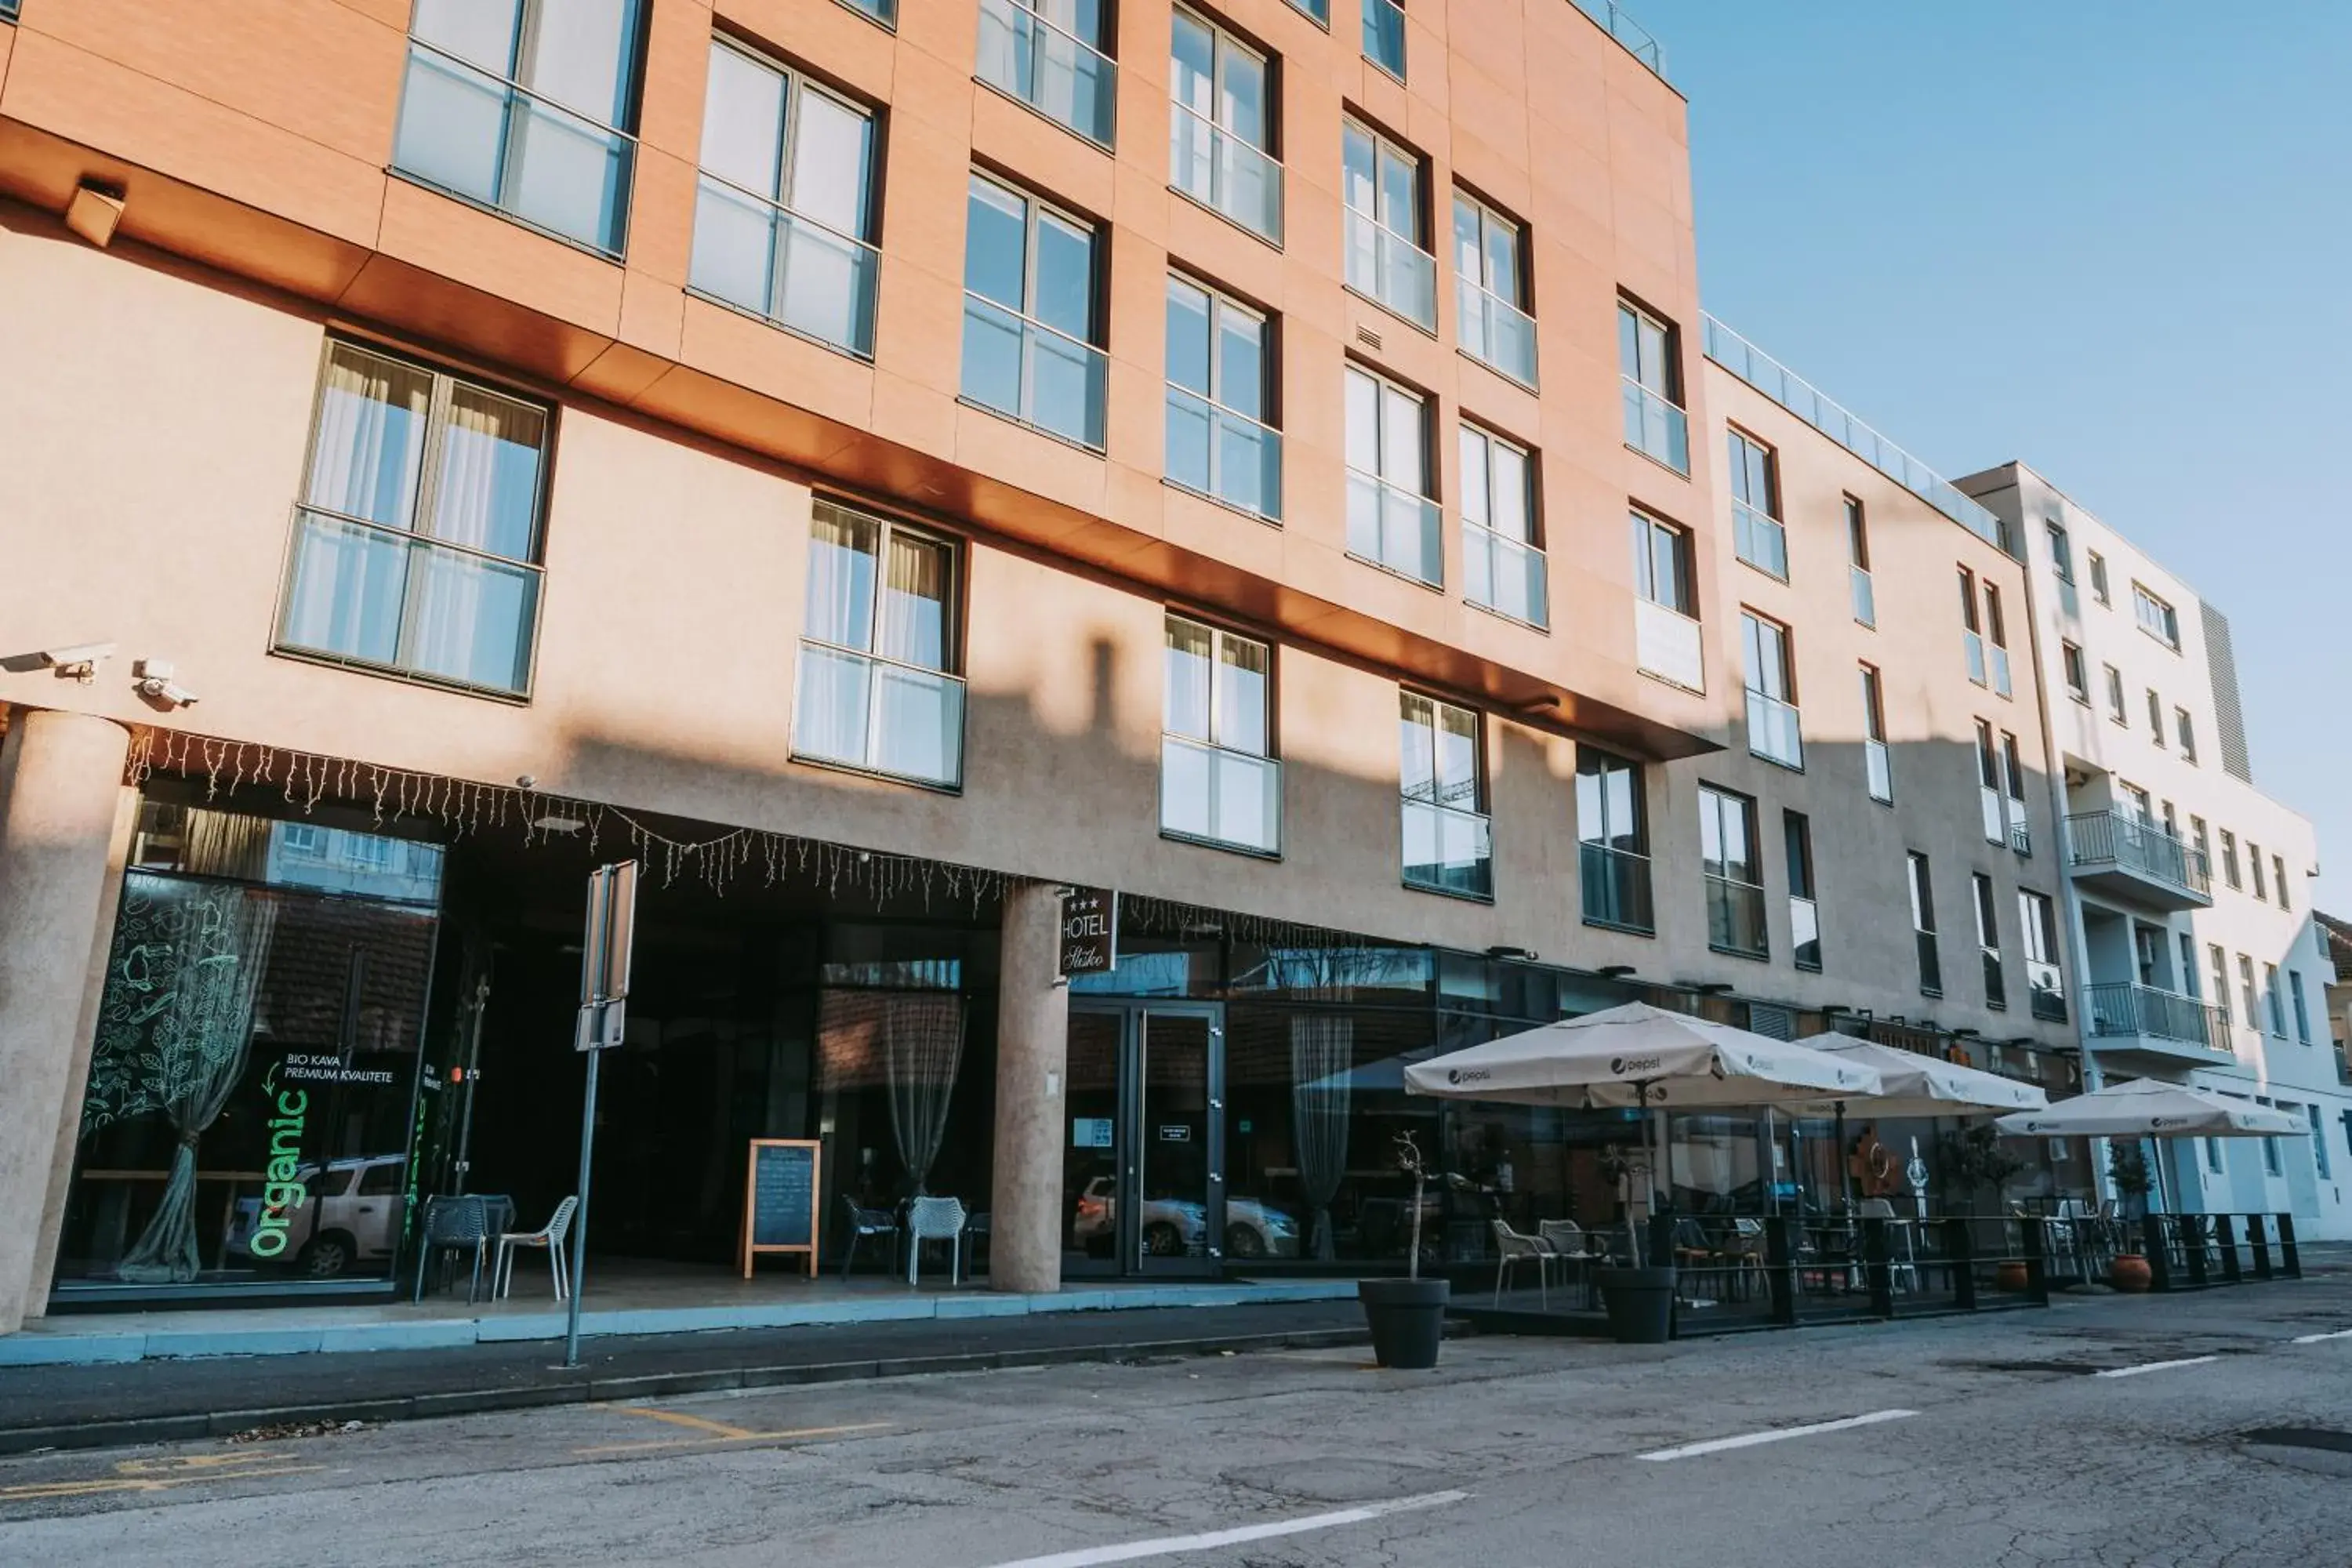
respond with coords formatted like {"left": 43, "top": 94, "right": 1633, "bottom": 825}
{"left": 1699, "top": 785, "right": 1765, "bottom": 958}
{"left": 1459, "top": 423, "right": 1543, "bottom": 626}
{"left": 1166, "top": 274, "right": 1279, "bottom": 521}
{"left": 393, "top": 0, "right": 645, "bottom": 254}
{"left": 1344, "top": 365, "right": 1439, "bottom": 584}
{"left": 1162, "top": 615, "right": 1278, "bottom": 854}
{"left": 277, "top": 342, "right": 548, "bottom": 697}
{"left": 1399, "top": 691, "right": 1489, "bottom": 898}
{"left": 793, "top": 502, "right": 965, "bottom": 787}
{"left": 1341, "top": 120, "right": 1433, "bottom": 328}
{"left": 1171, "top": 9, "right": 1280, "bottom": 242}
{"left": 689, "top": 38, "right": 880, "bottom": 358}
{"left": 1453, "top": 191, "right": 1534, "bottom": 385}
{"left": 1577, "top": 746, "right": 1651, "bottom": 933}
{"left": 961, "top": 172, "right": 1107, "bottom": 448}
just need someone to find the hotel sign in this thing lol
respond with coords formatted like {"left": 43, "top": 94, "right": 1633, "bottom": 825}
{"left": 1061, "top": 888, "right": 1117, "bottom": 976}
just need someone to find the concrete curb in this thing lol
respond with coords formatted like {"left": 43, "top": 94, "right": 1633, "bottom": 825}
{"left": 0, "top": 1325, "right": 1376, "bottom": 1458}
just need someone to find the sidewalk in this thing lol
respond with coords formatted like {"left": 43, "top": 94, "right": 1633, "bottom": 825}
{"left": 0, "top": 1299, "right": 1374, "bottom": 1457}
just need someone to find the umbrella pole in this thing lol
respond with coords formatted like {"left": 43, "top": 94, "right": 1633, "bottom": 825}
{"left": 1835, "top": 1101, "right": 1852, "bottom": 1214}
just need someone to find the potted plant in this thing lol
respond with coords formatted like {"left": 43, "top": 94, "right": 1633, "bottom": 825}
{"left": 2107, "top": 1145, "right": 2154, "bottom": 1291}
{"left": 1358, "top": 1132, "right": 1447, "bottom": 1369}
{"left": 1594, "top": 1142, "right": 1675, "bottom": 1344}
{"left": 1937, "top": 1127, "right": 2030, "bottom": 1289}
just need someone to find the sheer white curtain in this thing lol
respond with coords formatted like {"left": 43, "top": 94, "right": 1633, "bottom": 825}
{"left": 884, "top": 995, "right": 967, "bottom": 1196}
{"left": 410, "top": 387, "right": 543, "bottom": 690}
{"left": 285, "top": 348, "right": 430, "bottom": 664}
{"left": 1290, "top": 1014, "right": 1354, "bottom": 1262}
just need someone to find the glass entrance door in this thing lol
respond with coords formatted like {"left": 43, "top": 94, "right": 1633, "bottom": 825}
{"left": 1062, "top": 1001, "right": 1224, "bottom": 1278}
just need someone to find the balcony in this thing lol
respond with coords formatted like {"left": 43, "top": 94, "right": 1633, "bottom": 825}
{"left": 1170, "top": 102, "right": 1282, "bottom": 244}
{"left": 1459, "top": 281, "right": 1537, "bottom": 388}
{"left": 1635, "top": 599, "right": 1703, "bottom": 691}
{"left": 1621, "top": 379, "right": 1690, "bottom": 474}
{"left": 1580, "top": 841, "right": 1654, "bottom": 935}
{"left": 2067, "top": 809, "right": 2212, "bottom": 910}
{"left": 1745, "top": 690, "right": 1802, "bottom": 769}
{"left": 1160, "top": 735, "right": 1279, "bottom": 855}
{"left": 1733, "top": 499, "right": 1788, "bottom": 580}
{"left": 793, "top": 643, "right": 967, "bottom": 789}
{"left": 961, "top": 293, "right": 1108, "bottom": 449}
{"left": 1344, "top": 209, "right": 1436, "bottom": 330}
{"left": 691, "top": 176, "right": 880, "bottom": 359}
{"left": 1463, "top": 522, "right": 1547, "bottom": 628}
{"left": 1346, "top": 470, "right": 1442, "bottom": 586}
{"left": 1166, "top": 388, "right": 1280, "bottom": 521}
{"left": 1403, "top": 799, "right": 1492, "bottom": 899}
{"left": 976, "top": 0, "right": 1117, "bottom": 148}
{"left": 279, "top": 509, "right": 540, "bottom": 697}
{"left": 2085, "top": 981, "right": 2234, "bottom": 1065}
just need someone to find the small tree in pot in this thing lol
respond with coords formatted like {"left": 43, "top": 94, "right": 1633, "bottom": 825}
{"left": 1935, "top": 1125, "right": 2025, "bottom": 1214}
{"left": 2106, "top": 1143, "right": 2154, "bottom": 1291}
{"left": 1356, "top": 1131, "right": 1448, "bottom": 1369}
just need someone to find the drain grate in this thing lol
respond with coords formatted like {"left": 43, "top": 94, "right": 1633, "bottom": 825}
{"left": 2243, "top": 1428, "right": 2352, "bottom": 1454}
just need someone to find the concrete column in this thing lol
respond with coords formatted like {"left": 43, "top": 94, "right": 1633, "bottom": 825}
{"left": 990, "top": 880, "right": 1068, "bottom": 1294}
{"left": 0, "top": 710, "right": 132, "bottom": 1333}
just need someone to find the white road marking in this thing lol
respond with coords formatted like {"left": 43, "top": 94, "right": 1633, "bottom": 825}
{"left": 2292, "top": 1328, "right": 2352, "bottom": 1345}
{"left": 1636, "top": 1409, "right": 1916, "bottom": 1462}
{"left": 979, "top": 1490, "right": 1468, "bottom": 1567}
{"left": 2093, "top": 1356, "right": 2220, "bottom": 1379}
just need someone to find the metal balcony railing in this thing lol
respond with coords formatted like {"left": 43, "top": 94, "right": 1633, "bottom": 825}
{"left": 2085, "top": 982, "right": 2230, "bottom": 1052}
{"left": 2067, "top": 810, "right": 2212, "bottom": 898}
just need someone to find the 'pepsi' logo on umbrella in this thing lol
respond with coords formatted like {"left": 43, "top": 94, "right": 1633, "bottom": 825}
{"left": 1610, "top": 1054, "right": 1662, "bottom": 1076}
{"left": 1447, "top": 1067, "right": 1491, "bottom": 1085}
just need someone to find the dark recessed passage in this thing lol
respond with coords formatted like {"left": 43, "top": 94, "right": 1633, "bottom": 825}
{"left": 2242, "top": 1428, "right": 2352, "bottom": 1455}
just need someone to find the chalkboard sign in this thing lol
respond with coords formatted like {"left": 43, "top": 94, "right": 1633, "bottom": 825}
{"left": 739, "top": 1138, "right": 822, "bottom": 1278}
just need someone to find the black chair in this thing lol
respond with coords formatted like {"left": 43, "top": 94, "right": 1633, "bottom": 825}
{"left": 840, "top": 1195, "right": 902, "bottom": 1279}
{"left": 414, "top": 1195, "right": 490, "bottom": 1304}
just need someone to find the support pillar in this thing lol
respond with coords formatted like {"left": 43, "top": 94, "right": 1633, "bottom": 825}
{"left": 0, "top": 710, "right": 132, "bottom": 1333}
{"left": 990, "top": 880, "right": 1068, "bottom": 1294}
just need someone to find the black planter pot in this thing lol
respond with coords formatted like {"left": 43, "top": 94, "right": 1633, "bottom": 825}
{"left": 1358, "top": 1277, "right": 1449, "bottom": 1369}
{"left": 1596, "top": 1266, "right": 1675, "bottom": 1344}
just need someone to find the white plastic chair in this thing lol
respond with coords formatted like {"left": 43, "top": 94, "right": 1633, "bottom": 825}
{"left": 1857, "top": 1197, "right": 1918, "bottom": 1292}
{"left": 1490, "top": 1219, "right": 1550, "bottom": 1308}
{"left": 494, "top": 1196, "right": 578, "bottom": 1302}
{"left": 906, "top": 1196, "right": 968, "bottom": 1287}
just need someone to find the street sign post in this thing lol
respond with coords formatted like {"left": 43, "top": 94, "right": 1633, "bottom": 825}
{"left": 564, "top": 859, "right": 637, "bottom": 1369}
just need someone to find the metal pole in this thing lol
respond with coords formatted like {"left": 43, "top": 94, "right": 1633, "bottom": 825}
{"left": 564, "top": 1043, "right": 599, "bottom": 1369}
{"left": 452, "top": 974, "right": 488, "bottom": 1196}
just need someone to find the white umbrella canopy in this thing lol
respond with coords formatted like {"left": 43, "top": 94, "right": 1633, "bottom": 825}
{"left": 1794, "top": 1035, "right": 2049, "bottom": 1118}
{"left": 1402, "top": 1001, "right": 1882, "bottom": 1110}
{"left": 1996, "top": 1077, "right": 2303, "bottom": 1139}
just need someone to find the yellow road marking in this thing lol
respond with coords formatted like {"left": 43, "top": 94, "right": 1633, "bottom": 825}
{"left": 1, "top": 1457, "right": 322, "bottom": 1502}
{"left": 573, "top": 1419, "right": 891, "bottom": 1457}
{"left": 612, "top": 1406, "right": 763, "bottom": 1441}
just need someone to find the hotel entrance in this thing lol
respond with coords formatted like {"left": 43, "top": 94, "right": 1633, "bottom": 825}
{"left": 1062, "top": 1001, "right": 1225, "bottom": 1279}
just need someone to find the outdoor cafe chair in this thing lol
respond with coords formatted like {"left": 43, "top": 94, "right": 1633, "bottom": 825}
{"left": 1490, "top": 1219, "right": 1550, "bottom": 1308}
{"left": 906, "top": 1196, "right": 969, "bottom": 1288}
{"left": 1857, "top": 1198, "right": 1919, "bottom": 1292}
{"left": 413, "top": 1194, "right": 490, "bottom": 1305}
{"left": 840, "top": 1195, "right": 902, "bottom": 1280}
{"left": 1538, "top": 1220, "right": 1604, "bottom": 1308}
{"left": 493, "top": 1196, "right": 578, "bottom": 1302}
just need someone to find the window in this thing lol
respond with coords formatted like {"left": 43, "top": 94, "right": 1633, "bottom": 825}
{"left": 1578, "top": 748, "right": 1652, "bottom": 934}
{"left": 2104, "top": 663, "right": 2128, "bottom": 726}
{"left": 1165, "top": 274, "right": 1279, "bottom": 520}
{"left": 2209, "top": 945, "right": 2230, "bottom": 1020}
{"left": 1344, "top": 365, "right": 1439, "bottom": 584}
{"left": 1973, "top": 873, "right": 2005, "bottom": 1010}
{"left": 962, "top": 172, "right": 1106, "bottom": 448}
{"left": 2238, "top": 953, "right": 2258, "bottom": 1030}
{"left": 2220, "top": 829, "right": 2241, "bottom": 888}
{"left": 2249, "top": 843, "right": 2267, "bottom": 900}
{"left": 2261, "top": 1112, "right": 2284, "bottom": 1177}
{"left": 1983, "top": 581, "right": 2013, "bottom": 697}
{"left": 2190, "top": 817, "right": 2211, "bottom": 880}
{"left": 1342, "top": 121, "right": 1433, "bottom": 328}
{"left": 2310, "top": 1105, "right": 2332, "bottom": 1180}
{"left": 1363, "top": 0, "right": 1406, "bottom": 76}
{"left": 2290, "top": 969, "right": 2312, "bottom": 1043}
{"left": 393, "top": 0, "right": 646, "bottom": 254}
{"left": 1161, "top": 615, "right": 1278, "bottom": 854}
{"left": 2002, "top": 732, "right": 2030, "bottom": 855}
{"left": 1859, "top": 663, "right": 1893, "bottom": 804}
{"left": 2146, "top": 688, "right": 2165, "bottom": 744}
{"left": 1784, "top": 810, "right": 1820, "bottom": 971}
{"left": 2020, "top": 890, "right": 2063, "bottom": 1021}
{"left": 1974, "top": 722, "right": 2005, "bottom": 844}
{"left": 1908, "top": 852, "right": 1941, "bottom": 996}
{"left": 2264, "top": 965, "right": 2287, "bottom": 1036}
{"left": 1460, "top": 423, "right": 1544, "bottom": 626}
{"left": 2122, "top": 782, "right": 2154, "bottom": 824}
{"left": 2133, "top": 583, "right": 2182, "bottom": 649}
{"left": 1740, "top": 612, "right": 1802, "bottom": 768}
{"left": 1287, "top": 0, "right": 1329, "bottom": 20}
{"left": 277, "top": 342, "right": 549, "bottom": 697}
{"left": 840, "top": 0, "right": 897, "bottom": 25}
{"left": 2175, "top": 708, "right": 2198, "bottom": 763}
{"left": 1399, "top": 691, "right": 1490, "bottom": 897}
{"left": 2059, "top": 641, "right": 2088, "bottom": 702}
{"left": 2046, "top": 521, "right": 2074, "bottom": 583}
{"left": 2180, "top": 932, "right": 2201, "bottom": 996}
{"left": 793, "top": 502, "right": 964, "bottom": 787}
{"left": 1846, "top": 496, "right": 1875, "bottom": 626}
{"left": 1727, "top": 429, "right": 1786, "bottom": 579}
{"left": 976, "top": 0, "right": 1118, "bottom": 147}
{"left": 1631, "top": 511, "right": 1702, "bottom": 689}
{"left": 1171, "top": 9, "right": 1280, "bottom": 242}
{"left": 1958, "top": 567, "right": 1985, "bottom": 684}
{"left": 2088, "top": 550, "right": 2111, "bottom": 604}
{"left": 1618, "top": 299, "right": 1689, "bottom": 474}
{"left": 691, "top": 40, "right": 879, "bottom": 358}
{"left": 1699, "top": 786, "right": 1766, "bottom": 959}
{"left": 2205, "top": 1136, "right": 2224, "bottom": 1175}
{"left": 2274, "top": 854, "right": 2290, "bottom": 909}
{"left": 1454, "top": 191, "right": 1535, "bottom": 385}
{"left": 279, "top": 823, "right": 329, "bottom": 858}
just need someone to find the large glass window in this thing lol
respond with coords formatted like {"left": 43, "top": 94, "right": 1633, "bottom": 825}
{"left": 962, "top": 173, "right": 1107, "bottom": 448}
{"left": 1166, "top": 275, "right": 1279, "bottom": 520}
{"left": 793, "top": 503, "right": 964, "bottom": 787}
{"left": 1860, "top": 662, "right": 1893, "bottom": 804}
{"left": 2020, "top": 890, "right": 2063, "bottom": 1021}
{"left": 1975, "top": 720, "right": 2006, "bottom": 845}
{"left": 690, "top": 40, "right": 879, "bottom": 358}
{"left": 393, "top": 0, "right": 644, "bottom": 254}
{"left": 1399, "top": 692, "right": 1490, "bottom": 898}
{"left": 1345, "top": 366, "right": 1439, "bottom": 584}
{"left": 1162, "top": 615, "right": 1279, "bottom": 855}
{"left": 1577, "top": 748, "right": 1651, "bottom": 934}
{"left": 1909, "top": 852, "right": 1942, "bottom": 997}
{"left": 1973, "top": 873, "right": 2005, "bottom": 1010}
{"left": 1453, "top": 192, "right": 1534, "bottom": 386}
{"left": 1618, "top": 299, "right": 1688, "bottom": 474}
{"left": 976, "top": 0, "right": 1118, "bottom": 147}
{"left": 1459, "top": 423, "right": 1543, "bottom": 626}
{"left": 278, "top": 341, "right": 548, "bottom": 698}
{"left": 1727, "top": 428, "right": 1785, "bottom": 579}
{"left": 1631, "top": 510, "right": 1702, "bottom": 691}
{"left": 2133, "top": 583, "right": 2181, "bottom": 648}
{"left": 1363, "top": 0, "right": 1406, "bottom": 78}
{"left": 1785, "top": 810, "right": 1820, "bottom": 972}
{"left": 1740, "top": 612, "right": 1801, "bottom": 768}
{"left": 2002, "top": 731, "right": 2030, "bottom": 854}
{"left": 1171, "top": 10, "right": 1280, "bottom": 242}
{"left": 1699, "top": 786, "right": 1765, "bottom": 959}
{"left": 1341, "top": 121, "right": 1434, "bottom": 329}
{"left": 2265, "top": 964, "right": 2288, "bottom": 1036}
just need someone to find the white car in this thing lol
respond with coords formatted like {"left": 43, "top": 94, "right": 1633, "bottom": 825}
{"left": 225, "top": 1155, "right": 406, "bottom": 1277}
{"left": 1071, "top": 1176, "right": 1299, "bottom": 1260}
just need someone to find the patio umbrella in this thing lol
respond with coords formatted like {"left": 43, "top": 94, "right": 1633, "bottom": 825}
{"left": 1995, "top": 1077, "right": 2303, "bottom": 1214}
{"left": 1793, "top": 1035, "right": 2050, "bottom": 1217}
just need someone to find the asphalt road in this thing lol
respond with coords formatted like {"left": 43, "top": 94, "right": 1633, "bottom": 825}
{"left": 3, "top": 1278, "right": 2349, "bottom": 1568}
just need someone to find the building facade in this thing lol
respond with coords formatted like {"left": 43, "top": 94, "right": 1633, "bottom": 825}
{"left": 0, "top": 0, "right": 2100, "bottom": 1330}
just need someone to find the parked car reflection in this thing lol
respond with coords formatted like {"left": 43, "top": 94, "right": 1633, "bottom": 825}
{"left": 1069, "top": 1175, "right": 1299, "bottom": 1258}
{"left": 224, "top": 1155, "right": 406, "bottom": 1277}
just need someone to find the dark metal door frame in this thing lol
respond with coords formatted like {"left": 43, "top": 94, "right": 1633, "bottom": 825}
{"left": 1064, "top": 1000, "right": 1225, "bottom": 1279}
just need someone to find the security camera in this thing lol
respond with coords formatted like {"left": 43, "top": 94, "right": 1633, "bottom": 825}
{"left": 132, "top": 658, "right": 199, "bottom": 709}
{"left": 38, "top": 643, "right": 114, "bottom": 683}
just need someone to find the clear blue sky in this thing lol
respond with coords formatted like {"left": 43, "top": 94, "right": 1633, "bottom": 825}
{"left": 1636, "top": 1, "right": 2352, "bottom": 910}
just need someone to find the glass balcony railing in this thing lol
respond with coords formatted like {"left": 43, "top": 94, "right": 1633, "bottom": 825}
{"left": 1580, "top": 841, "right": 1653, "bottom": 934}
{"left": 1346, "top": 470, "right": 1443, "bottom": 586}
{"left": 1850, "top": 564, "right": 1876, "bottom": 627}
{"left": 1463, "top": 522, "right": 1548, "bottom": 628}
{"left": 1964, "top": 627, "right": 1988, "bottom": 687}
{"left": 793, "top": 642, "right": 966, "bottom": 789}
{"left": 2028, "top": 963, "right": 2067, "bottom": 1023}
{"left": 1865, "top": 738, "right": 1893, "bottom": 803}
{"left": 2085, "top": 982, "right": 2230, "bottom": 1052}
{"left": 1733, "top": 500, "right": 1788, "bottom": 579}
{"left": 1344, "top": 208, "right": 1436, "bottom": 330}
{"left": 1170, "top": 103, "right": 1282, "bottom": 243}
{"left": 1980, "top": 785, "right": 2007, "bottom": 845}
{"left": 1990, "top": 644, "right": 2013, "bottom": 699}
{"left": 1621, "top": 378, "right": 1690, "bottom": 474}
{"left": 960, "top": 292, "right": 1108, "bottom": 448}
{"left": 1363, "top": 0, "right": 1407, "bottom": 77}
{"left": 1160, "top": 735, "right": 1280, "bottom": 855}
{"left": 1745, "top": 690, "right": 1802, "bottom": 769}
{"left": 1403, "top": 798, "right": 1492, "bottom": 898}
{"left": 1166, "top": 388, "right": 1281, "bottom": 521}
{"left": 393, "top": 40, "right": 637, "bottom": 255}
{"left": 1635, "top": 598, "right": 1703, "bottom": 691}
{"left": 1569, "top": 0, "right": 1666, "bottom": 78}
{"left": 279, "top": 509, "right": 540, "bottom": 695}
{"left": 976, "top": 0, "right": 1117, "bottom": 148}
{"left": 2067, "top": 809, "right": 2212, "bottom": 898}
{"left": 1458, "top": 281, "right": 1537, "bottom": 387}
{"left": 1706, "top": 876, "right": 1767, "bottom": 959}
{"left": 1791, "top": 895, "right": 1822, "bottom": 971}
{"left": 691, "top": 176, "right": 880, "bottom": 358}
